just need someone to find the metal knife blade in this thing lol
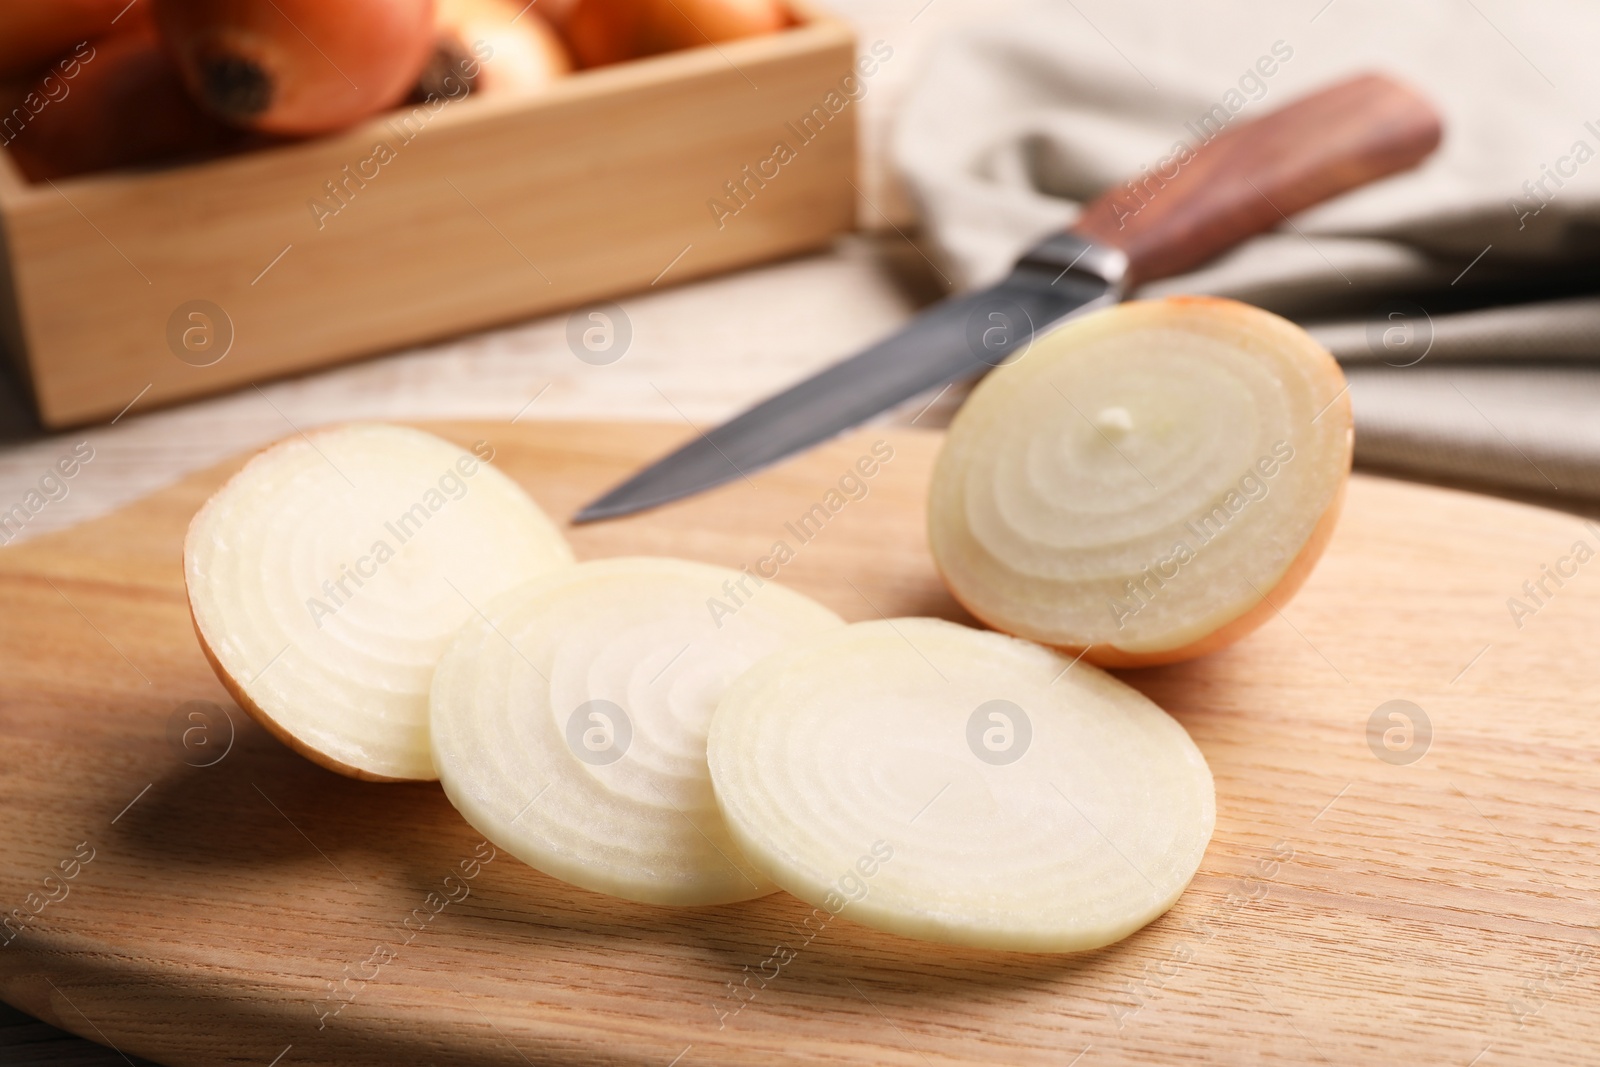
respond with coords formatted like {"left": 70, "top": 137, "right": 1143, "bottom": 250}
{"left": 572, "top": 234, "right": 1129, "bottom": 523}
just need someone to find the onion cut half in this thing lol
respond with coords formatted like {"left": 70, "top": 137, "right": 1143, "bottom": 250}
{"left": 429, "top": 557, "right": 843, "bottom": 906}
{"left": 930, "top": 297, "right": 1353, "bottom": 666}
{"left": 185, "top": 424, "right": 573, "bottom": 782}
{"left": 707, "top": 618, "right": 1214, "bottom": 952}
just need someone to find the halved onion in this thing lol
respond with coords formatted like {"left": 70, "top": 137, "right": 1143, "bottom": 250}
{"left": 930, "top": 297, "right": 1352, "bottom": 666}
{"left": 185, "top": 424, "right": 573, "bottom": 782}
{"left": 429, "top": 557, "right": 842, "bottom": 905}
{"left": 707, "top": 617, "right": 1214, "bottom": 952}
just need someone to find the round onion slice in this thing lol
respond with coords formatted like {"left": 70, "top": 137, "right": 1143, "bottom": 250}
{"left": 429, "top": 557, "right": 843, "bottom": 905}
{"left": 930, "top": 297, "right": 1352, "bottom": 666}
{"left": 707, "top": 617, "right": 1215, "bottom": 952}
{"left": 185, "top": 424, "right": 573, "bottom": 781}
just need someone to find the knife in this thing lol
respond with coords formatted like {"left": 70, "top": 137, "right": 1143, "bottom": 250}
{"left": 574, "top": 72, "right": 1443, "bottom": 523}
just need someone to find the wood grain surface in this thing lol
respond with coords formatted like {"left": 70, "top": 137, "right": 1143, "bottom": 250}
{"left": 1, "top": 420, "right": 1598, "bottom": 1067}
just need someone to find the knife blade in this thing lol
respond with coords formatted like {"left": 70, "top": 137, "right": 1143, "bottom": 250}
{"left": 574, "top": 72, "right": 1443, "bottom": 524}
{"left": 574, "top": 234, "right": 1127, "bottom": 523}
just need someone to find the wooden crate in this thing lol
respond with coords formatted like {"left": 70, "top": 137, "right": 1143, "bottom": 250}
{"left": 0, "top": 7, "right": 858, "bottom": 428}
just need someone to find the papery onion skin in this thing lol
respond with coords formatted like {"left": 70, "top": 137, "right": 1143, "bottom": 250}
{"left": 0, "top": 0, "right": 142, "bottom": 80}
{"left": 4, "top": 18, "right": 245, "bottom": 182}
{"left": 563, "top": 0, "right": 787, "bottom": 68}
{"left": 154, "top": 0, "right": 437, "bottom": 134}
{"left": 419, "top": 0, "right": 571, "bottom": 101}
{"left": 929, "top": 297, "right": 1353, "bottom": 667}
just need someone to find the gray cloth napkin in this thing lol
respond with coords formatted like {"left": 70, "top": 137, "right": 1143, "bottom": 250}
{"left": 890, "top": 0, "right": 1600, "bottom": 498}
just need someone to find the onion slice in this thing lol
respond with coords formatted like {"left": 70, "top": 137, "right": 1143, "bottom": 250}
{"left": 185, "top": 424, "right": 573, "bottom": 782}
{"left": 429, "top": 557, "right": 843, "bottom": 905}
{"left": 929, "top": 297, "right": 1352, "bottom": 666}
{"left": 708, "top": 617, "right": 1215, "bottom": 952}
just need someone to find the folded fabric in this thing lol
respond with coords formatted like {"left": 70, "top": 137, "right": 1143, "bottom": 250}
{"left": 891, "top": 0, "right": 1600, "bottom": 499}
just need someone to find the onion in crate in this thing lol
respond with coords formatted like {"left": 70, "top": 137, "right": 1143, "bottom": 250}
{"left": 929, "top": 297, "right": 1352, "bottom": 667}
{"left": 564, "top": 0, "right": 787, "bottom": 67}
{"left": 4, "top": 17, "right": 244, "bottom": 181}
{"left": 416, "top": 0, "right": 572, "bottom": 100}
{"left": 0, "top": 0, "right": 145, "bottom": 79}
{"left": 184, "top": 424, "right": 573, "bottom": 782}
{"left": 707, "top": 618, "right": 1215, "bottom": 951}
{"left": 429, "top": 557, "right": 842, "bottom": 905}
{"left": 154, "top": 0, "right": 437, "bottom": 134}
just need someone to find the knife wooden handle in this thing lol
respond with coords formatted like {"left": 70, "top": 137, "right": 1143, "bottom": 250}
{"left": 1071, "top": 72, "right": 1442, "bottom": 287}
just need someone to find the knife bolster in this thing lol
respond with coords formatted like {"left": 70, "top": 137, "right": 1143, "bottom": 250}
{"left": 1015, "top": 232, "right": 1130, "bottom": 291}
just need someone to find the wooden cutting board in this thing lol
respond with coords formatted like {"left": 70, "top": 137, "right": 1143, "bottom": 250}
{"left": 2, "top": 421, "right": 1598, "bottom": 1067}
